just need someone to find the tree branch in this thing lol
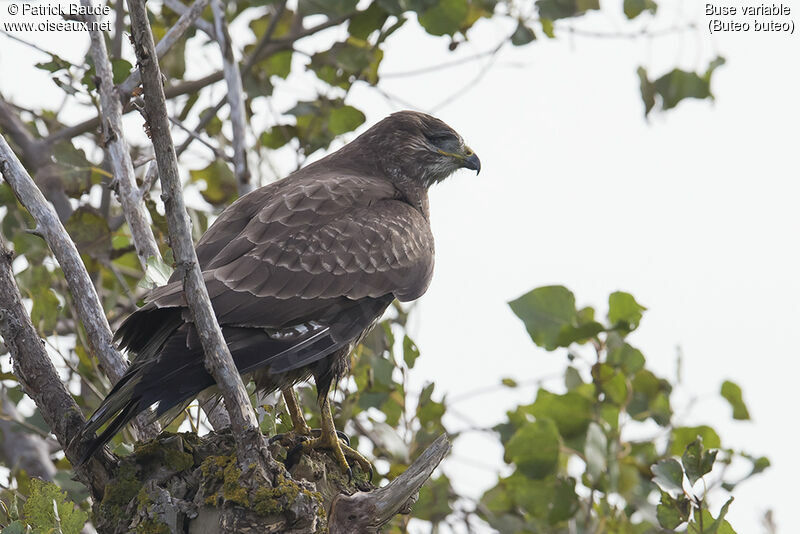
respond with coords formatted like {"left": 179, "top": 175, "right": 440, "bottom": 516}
{"left": 83, "top": 0, "right": 161, "bottom": 268}
{"left": 127, "top": 0, "right": 271, "bottom": 473}
{"left": 118, "top": 0, "right": 213, "bottom": 98}
{"left": 211, "top": 0, "right": 251, "bottom": 194}
{"left": 0, "top": 235, "right": 113, "bottom": 500}
{"left": 328, "top": 434, "right": 452, "bottom": 533}
{"left": 0, "top": 134, "right": 127, "bottom": 384}
{"left": 163, "top": 0, "right": 218, "bottom": 41}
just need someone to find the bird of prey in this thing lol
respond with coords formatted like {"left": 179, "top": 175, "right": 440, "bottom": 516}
{"left": 77, "top": 110, "right": 480, "bottom": 474}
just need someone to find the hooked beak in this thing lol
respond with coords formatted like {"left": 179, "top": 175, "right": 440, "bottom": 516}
{"left": 462, "top": 148, "right": 481, "bottom": 174}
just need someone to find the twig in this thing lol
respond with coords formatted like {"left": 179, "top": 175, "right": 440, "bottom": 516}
{"left": 329, "top": 434, "right": 451, "bottom": 533}
{"left": 169, "top": 115, "right": 228, "bottom": 160}
{"left": 175, "top": 98, "right": 225, "bottom": 158}
{"left": 139, "top": 160, "right": 160, "bottom": 198}
{"left": 83, "top": 0, "right": 162, "bottom": 268}
{"left": 163, "top": 0, "right": 217, "bottom": 41}
{"left": 241, "top": 1, "right": 288, "bottom": 73}
{"left": 118, "top": 0, "right": 213, "bottom": 97}
{"left": 0, "top": 234, "right": 113, "bottom": 500}
{"left": 127, "top": 0, "right": 271, "bottom": 473}
{"left": 211, "top": 0, "right": 251, "bottom": 194}
{"left": 0, "top": 134, "right": 128, "bottom": 384}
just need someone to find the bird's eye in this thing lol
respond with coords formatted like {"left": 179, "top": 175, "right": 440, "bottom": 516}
{"left": 427, "top": 132, "right": 458, "bottom": 151}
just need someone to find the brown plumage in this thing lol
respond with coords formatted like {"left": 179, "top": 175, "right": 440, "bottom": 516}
{"left": 78, "top": 110, "right": 480, "bottom": 467}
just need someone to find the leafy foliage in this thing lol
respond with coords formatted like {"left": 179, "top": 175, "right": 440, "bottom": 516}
{"left": 475, "top": 286, "right": 767, "bottom": 532}
{"left": 0, "top": 0, "right": 747, "bottom": 532}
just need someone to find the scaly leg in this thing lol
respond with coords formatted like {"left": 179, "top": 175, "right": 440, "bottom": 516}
{"left": 282, "top": 386, "right": 311, "bottom": 435}
{"left": 288, "top": 394, "right": 371, "bottom": 479}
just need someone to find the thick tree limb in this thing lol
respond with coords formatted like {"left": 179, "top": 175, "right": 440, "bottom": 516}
{"left": 0, "top": 134, "right": 127, "bottom": 383}
{"left": 328, "top": 434, "right": 452, "bottom": 533}
{"left": 83, "top": 0, "right": 161, "bottom": 268}
{"left": 0, "top": 235, "right": 113, "bottom": 500}
{"left": 211, "top": 0, "right": 251, "bottom": 194}
{"left": 0, "top": 133, "right": 158, "bottom": 440}
{"left": 127, "top": 0, "right": 271, "bottom": 473}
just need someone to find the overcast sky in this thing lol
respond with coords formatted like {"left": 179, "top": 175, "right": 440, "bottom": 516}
{"left": 1, "top": 1, "right": 798, "bottom": 533}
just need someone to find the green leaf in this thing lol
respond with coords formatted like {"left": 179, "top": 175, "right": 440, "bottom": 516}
{"left": 657, "top": 491, "right": 690, "bottom": 529}
{"left": 65, "top": 207, "right": 112, "bottom": 259}
{"left": 536, "top": 0, "right": 600, "bottom": 20}
{"left": 509, "top": 285, "right": 577, "bottom": 350}
{"left": 689, "top": 497, "right": 735, "bottom": 534}
{"left": 638, "top": 66, "right": 656, "bottom": 116}
{"left": 529, "top": 389, "right": 593, "bottom": 439}
{"left": 511, "top": 21, "right": 536, "bottom": 45}
{"left": 260, "top": 125, "right": 297, "bottom": 149}
{"left": 504, "top": 474, "right": 579, "bottom": 523}
{"left": 651, "top": 458, "right": 684, "bottom": 493}
{"left": 189, "top": 160, "right": 237, "bottom": 206}
{"left": 414, "top": 475, "right": 452, "bottom": 523}
{"left": 540, "top": 18, "right": 555, "bottom": 37}
{"left": 564, "top": 366, "right": 583, "bottom": 390}
{"left": 22, "top": 479, "right": 88, "bottom": 534}
{"left": 608, "top": 291, "right": 646, "bottom": 331}
{"left": 584, "top": 422, "right": 607, "bottom": 480}
{"left": 720, "top": 380, "right": 750, "bottom": 420}
{"left": 504, "top": 420, "right": 560, "bottom": 479}
{"left": 349, "top": 2, "right": 390, "bottom": 39}
{"left": 111, "top": 59, "right": 133, "bottom": 84}
{"left": 1, "top": 521, "right": 25, "bottom": 534}
{"left": 403, "top": 335, "right": 420, "bottom": 369}
{"left": 501, "top": 377, "right": 518, "bottom": 388}
{"left": 31, "top": 288, "right": 60, "bottom": 335}
{"left": 418, "top": 0, "right": 468, "bottom": 36}
{"left": 548, "top": 476, "right": 579, "bottom": 523}
{"left": 653, "top": 69, "right": 711, "bottom": 111}
{"left": 328, "top": 105, "right": 366, "bottom": 135}
{"left": 593, "top": 364, "right": 629, "bottom": 405}
{"left": 682, "top": 438, "right": 717, "bottom": 485}
{"left": 607, "top": 343, "right": 645, "bottom": 375}
{"left": 139, "top": 255, "right": 173, "bottom": 289}
{"left": 671, "top": 426, "right": 721, "bottom": 455}
{"left": 623, "top": 0, "right": 658, "bottom": 19}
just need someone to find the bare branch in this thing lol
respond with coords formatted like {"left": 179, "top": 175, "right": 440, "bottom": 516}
{"left": 83, "top": 0, "right": 161, "bottom": 268}
{"left": 0, "top": 235, "right": 113, "bottom": 500}
{"left": 118, "top": 0, "right": 213, "bottom": 98}
{"left": 329, "top": 434, "right": 452, "bottom": 533}
{"left": 169, "top": 115, "right": 228, "bottom": 160}
{"left": 211, "top": 0, "right": 251, "bottom": 194}
{"left": 0, "top": 96, "right": 49, "bottom": 170}
{"left": 127, "top": 0, "right": 272, "bottom": 473}
{"left": 0, "top": 134, "right": 128, "bottom": 384}
{"left": 163, "top": 0, "right": 217, "bottom": 41}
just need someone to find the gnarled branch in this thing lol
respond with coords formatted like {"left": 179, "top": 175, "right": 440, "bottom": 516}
{"left": 0, "top": 234, "right": 113, "bottom": 500}
{"left": 329, "top": 434, "right": 452, "bottom": 533}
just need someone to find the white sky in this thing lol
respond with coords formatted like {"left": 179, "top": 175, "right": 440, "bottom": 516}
{"left": 1, "top": 1, "right": 798, "bottom": 533}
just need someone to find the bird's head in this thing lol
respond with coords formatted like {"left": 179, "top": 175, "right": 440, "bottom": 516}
{"left": 353, "top": 110, "right": 481, "bottom": 189}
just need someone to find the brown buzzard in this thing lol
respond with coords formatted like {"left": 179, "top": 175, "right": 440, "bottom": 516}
{"left": 78, "top": 110, "right": 480, "bottom": 474}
